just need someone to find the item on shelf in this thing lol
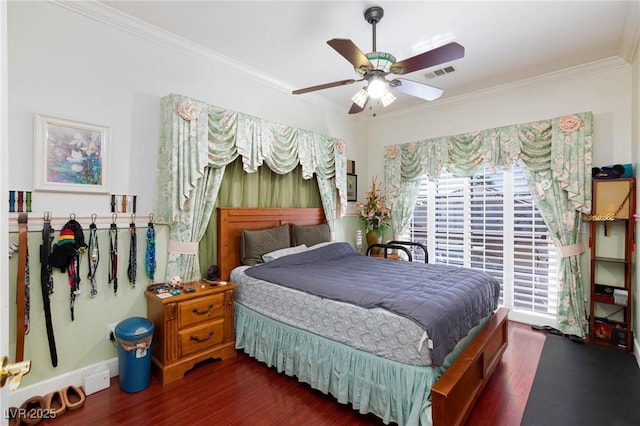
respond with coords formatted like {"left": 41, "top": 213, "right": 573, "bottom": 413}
{"left": 611, "top": 322, "right": 628, "bottom": 348}
{"left": 613, "top": 289, "right": 628, "bottom": 306}
{"left": 593, "top": 318, "right": 612, "bottom": 342}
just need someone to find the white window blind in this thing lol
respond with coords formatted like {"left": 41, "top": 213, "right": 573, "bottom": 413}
{"left": 405, "top": 165, "right": 558, "bottom": 323}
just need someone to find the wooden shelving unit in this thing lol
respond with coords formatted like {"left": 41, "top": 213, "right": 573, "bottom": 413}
{"left": 588, "top": 177, "right": 635, "bottom": 351}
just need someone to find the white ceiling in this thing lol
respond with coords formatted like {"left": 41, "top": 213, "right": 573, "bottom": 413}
{"left": 100, "top": 1, "right": 640, "bottom": 117}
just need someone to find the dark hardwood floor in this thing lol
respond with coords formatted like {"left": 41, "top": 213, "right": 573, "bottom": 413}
{"left": 40, "top": 321, "right": 544, "bottom": 426}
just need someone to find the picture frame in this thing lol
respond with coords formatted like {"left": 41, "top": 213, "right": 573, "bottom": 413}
{"left": 346, "top": 173, "right": 357, "bottom": 202}
{"left": 34, "top": 114, "right": 110, "bottom": 193}
{"left": 347, "top": 159, "right": 356, "bottom": 175}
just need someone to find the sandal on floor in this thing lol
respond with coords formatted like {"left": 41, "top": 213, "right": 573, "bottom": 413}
{"left": 44, "top": 389, "right": 67, "bottom": 417}
{"left": 62, "top": 385, "right": 85, "bottom": 411}
{"left": 531, "top": 325, "right": 563, "bottom": 336}
{"left": 19, "top": 395, "right": 46, "bottom": 425}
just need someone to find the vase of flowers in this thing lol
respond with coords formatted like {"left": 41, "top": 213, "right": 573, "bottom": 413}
{"left": 359, "top": 177, "right": 391, "bottom": 253}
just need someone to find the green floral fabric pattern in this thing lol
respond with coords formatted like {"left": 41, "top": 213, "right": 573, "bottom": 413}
{"left": 384, "top": 112, "right": 592, "bottom": 336}
{"left": 155, "top": 94, "right": 347, "bottom": 281}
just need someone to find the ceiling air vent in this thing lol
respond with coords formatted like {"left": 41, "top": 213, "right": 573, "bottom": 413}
{"left": 425, "top": 65, "right": 456, "bottom": 79}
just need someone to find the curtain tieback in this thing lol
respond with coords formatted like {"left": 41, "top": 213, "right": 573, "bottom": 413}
{"left": 168, "top": 240, "right": 199, "bottom": 254}
{"left": 557, "top": 242, "right": 584, "bottom": 258}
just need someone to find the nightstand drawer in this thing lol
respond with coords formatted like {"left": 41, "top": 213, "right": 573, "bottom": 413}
{"left": 179, "top": 293, "right": 225, "bottom": 328}
{"left": 179, "top": 319, "right": 225, "bottom": 356}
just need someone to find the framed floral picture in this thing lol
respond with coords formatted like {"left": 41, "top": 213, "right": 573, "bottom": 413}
{"left": 34, "top": 114, "right": 110, "bottom": 193}
{"left": 346, "top": 173, "right": 357, "bottom": 202}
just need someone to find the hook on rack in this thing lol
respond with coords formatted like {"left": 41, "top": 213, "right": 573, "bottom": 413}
{"left": 43, "top": 211, "right": 52, "bottom": 222}
{"left": 91, "top": 214, "right": 97, "bottom": 224}
{"left": 70, "top": 213, "right": 76, "bottom": 221}
{"left": 130, "top": 213, "right": 136, "bottom": 223}
{"left": 148, "top": 213, "right": 154, "bottom": 224}
{"left": 112, "top": 213, "right": 117, "bottom": 224}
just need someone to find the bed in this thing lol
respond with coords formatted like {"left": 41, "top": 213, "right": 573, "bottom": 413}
{"left": 217, "top": 207, "right": 508, "bottom": 426}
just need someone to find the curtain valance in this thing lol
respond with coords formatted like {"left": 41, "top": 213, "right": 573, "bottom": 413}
{"left": 384, "top": 112, "right": 593, "bottom": 223}
{"left": 154, "top": 93, "right": 347, "bottom": 281}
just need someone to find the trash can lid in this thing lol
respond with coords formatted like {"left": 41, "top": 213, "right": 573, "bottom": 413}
{"left": 115, "top": 317, "right": 154, "bottom": 339}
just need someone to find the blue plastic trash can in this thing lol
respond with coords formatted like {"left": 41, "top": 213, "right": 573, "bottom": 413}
{"left": 115, "top": 317, "right": 154, "bottom": 393}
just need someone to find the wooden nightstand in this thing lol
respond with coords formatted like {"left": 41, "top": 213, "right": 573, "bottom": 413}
{"left": 145, "top": 281, "right": 237, "bottom": 384}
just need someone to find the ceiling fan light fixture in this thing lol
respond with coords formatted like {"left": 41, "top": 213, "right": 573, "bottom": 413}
{"left": 367, "top": 76, "right": 387, "bottom": 99}
{"left": 351, "top": 88, "right": 368, "bottom": 108}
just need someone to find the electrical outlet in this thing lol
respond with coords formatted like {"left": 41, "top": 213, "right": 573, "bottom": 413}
{"left": 106, "top": 322, "right": 118, "bottom": 340}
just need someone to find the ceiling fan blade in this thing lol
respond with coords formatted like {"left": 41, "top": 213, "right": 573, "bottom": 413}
{"left": 348, "top": 97, "right": 369, "bottom": 114}
{"left": 327, "top": 39, "right": 373, "bottom": 72}
{"left": 292, "top": 79, "right": 357, "bottom": 95}
{"left": 390, "top": 78, "right": 444, "bottom": 101}
{"left": 390, "top": 42, "right": 465, "bottom": 75}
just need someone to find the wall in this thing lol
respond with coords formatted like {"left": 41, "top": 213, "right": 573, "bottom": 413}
{"left": 6, "top": 1, "right": 366, "bottom": 390}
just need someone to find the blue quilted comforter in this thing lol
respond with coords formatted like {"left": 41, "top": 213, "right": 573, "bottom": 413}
{"left": 245, "top": 242, "right": 500, "bottom": 366}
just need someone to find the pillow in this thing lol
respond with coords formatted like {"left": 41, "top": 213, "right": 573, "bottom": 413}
{"left": 241, "top": 224, "right": 290, "bottom": 266}
{"left": 292, "top": 223, "right": 331, "bottom": 247}
{"left": 307, "top": 241, "right": 336, "bottom": 250}
{"left": 262, "top": 244, "right": 308, "bottom": 262}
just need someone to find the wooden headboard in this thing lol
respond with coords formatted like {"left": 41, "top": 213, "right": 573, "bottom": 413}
{"left": 217, "top": 207, "right": 326, "bottom": 280}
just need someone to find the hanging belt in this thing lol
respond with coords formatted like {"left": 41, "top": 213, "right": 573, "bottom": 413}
{"left": 15, "top": 213, "right": 28, "bottom": 362}
{"left": 109, "top": 222, "right": 118, "bottom": 293}
{"left": 40, "top": 213, "right": 58, "bottom": 367}
{"left": 127, "top": 220, "right": 137, "bottom": 287}
{"left": 87, "top": 219, "right": 99, "bottom": 298}
{"left": 145, "top": 219, "right": 156, "bottom": 283}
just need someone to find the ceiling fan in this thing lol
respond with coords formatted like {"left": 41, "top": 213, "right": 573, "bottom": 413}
{"left": 292, "top": 6, "right": 465, "bottom": 114}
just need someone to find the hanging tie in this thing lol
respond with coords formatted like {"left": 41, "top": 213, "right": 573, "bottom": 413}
{"left": 24, "top": 247, "right": 30, "bottom": 335}
{"left": 87, "top": 216, "right": 99, "bottom": 298}
{"left": 109, "top": 219, "right": 118, "bottom": 294}
{"left": 127, "top": 217, "right": 137, "bottom": 287}
{"left": 145, "top": 216, "right": 156, "bottom": 283}
{"left": 68, "top": 252, "right": 81, "bottom": 321}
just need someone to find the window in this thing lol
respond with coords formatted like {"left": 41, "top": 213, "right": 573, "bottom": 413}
{"left": 404, "top": 164, "right": 558, "bottom": 325}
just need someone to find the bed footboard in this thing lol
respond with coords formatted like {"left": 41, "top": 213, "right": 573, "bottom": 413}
{"left": 431, "top": 307, "right": 509, "bottom": 426}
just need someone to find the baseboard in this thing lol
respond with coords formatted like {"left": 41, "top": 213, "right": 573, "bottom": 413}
{"left": 6, "top": 357, "right": 118, "bottom": 408}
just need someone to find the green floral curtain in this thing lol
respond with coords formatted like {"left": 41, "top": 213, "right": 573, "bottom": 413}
{"left": 384, "top": 112, "right": 592, "bottom": 336}
{"left": 155, "top": 94, "right": 347, "bottom": 281}
{"left": 198, "top": 158, "right": 322, "bottom": 276}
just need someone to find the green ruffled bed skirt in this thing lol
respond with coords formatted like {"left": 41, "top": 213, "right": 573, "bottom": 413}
{"left": 235, "top": 302, "right": 488, "bottom": 425}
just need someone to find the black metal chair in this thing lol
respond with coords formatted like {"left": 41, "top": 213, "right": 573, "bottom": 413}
{"left": 388, "top": 240, "right": 428, "bottom": 263}
{"left": 366, "top": 243, "right": 413, "bottom": 261}
{"left": 365, "top": 240, "right": 428, "bottom": 263}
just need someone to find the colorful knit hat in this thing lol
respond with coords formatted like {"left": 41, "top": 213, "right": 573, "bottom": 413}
{"left": 49, "top": 220, "right": 87, "bottom": 271}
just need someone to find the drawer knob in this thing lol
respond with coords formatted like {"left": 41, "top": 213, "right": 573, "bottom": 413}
{"left": 192, "top": 304, "right": 214, "bottom": 315}
{"left": 190, "top": 331, "right": 214, "bottom": 343}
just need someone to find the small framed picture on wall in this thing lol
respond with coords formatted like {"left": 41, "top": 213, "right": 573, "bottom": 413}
{"left": 347, "top": 159, "right": 355, "bottom": 175}
{"left": 346, "top": 173, "right": 357, "bottom": 202}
